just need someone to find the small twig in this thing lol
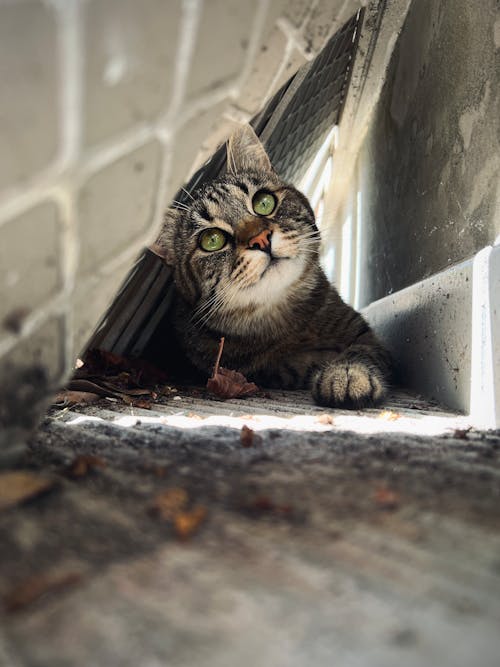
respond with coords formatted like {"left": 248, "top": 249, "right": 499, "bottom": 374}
{"left": 212, "top": 337, "right": 225, "bottom": 378}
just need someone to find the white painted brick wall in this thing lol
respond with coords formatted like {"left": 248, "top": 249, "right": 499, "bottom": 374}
{"left": 0, "top": 0, "right": 362, "bottom": 454}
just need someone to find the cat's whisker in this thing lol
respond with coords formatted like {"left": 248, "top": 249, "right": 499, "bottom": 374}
{"left": 226, "top": 140, "right": 237, "bottom": 175}
{"left": 291, "top": 230, "right": 321, "bottom": 239}
{"left": 191, "top": 292, "right": 221, "bottom": 324}
{"left": 172, "top": 200, "right": 190, "bottom": 212}
{"left": 181, "top": 187, "right": 194, "bottom": 201}
{"left": 191, "top": 281, "right": 237, "bottom": 328}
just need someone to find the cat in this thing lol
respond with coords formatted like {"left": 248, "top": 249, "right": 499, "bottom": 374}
{"left": 153, "top": 124, "right": 391, "bottom": 408}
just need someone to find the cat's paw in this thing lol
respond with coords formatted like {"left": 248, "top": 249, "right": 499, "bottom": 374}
{"left": 311, "top": 361, "right": 386, "bottom": 408}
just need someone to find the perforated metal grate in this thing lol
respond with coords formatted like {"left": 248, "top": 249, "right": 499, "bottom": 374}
{"left": 265, "top": 11, "right": 360, "bottom": 182}
{"left": 88, "top": 11, "right": 363, "bottom": 358}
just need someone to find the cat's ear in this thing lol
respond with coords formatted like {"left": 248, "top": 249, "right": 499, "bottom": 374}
{"left": 149, "top": 209, "right": 179, "bottom": 265}
{"left": 227, "top": 124, "right": 274, "bottom": 175}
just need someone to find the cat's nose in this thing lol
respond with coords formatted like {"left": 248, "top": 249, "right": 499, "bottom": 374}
{"left": 248, "top": 229, "right": 272, "bottom": 254}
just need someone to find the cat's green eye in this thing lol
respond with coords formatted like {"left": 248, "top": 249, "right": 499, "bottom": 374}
{"left": 199, "top": 228, "right": 227, "bottom": 252}
{"left": 252, "top": 191, "right": 276, "bottom": 216}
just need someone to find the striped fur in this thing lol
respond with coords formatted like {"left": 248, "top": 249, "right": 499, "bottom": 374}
{"left": 155, "top": 125, "right": 391, "bottom": 408}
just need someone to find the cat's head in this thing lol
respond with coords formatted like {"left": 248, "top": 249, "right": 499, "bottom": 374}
{"left": 154, "top": 125, "right": 320, "bottom": 330}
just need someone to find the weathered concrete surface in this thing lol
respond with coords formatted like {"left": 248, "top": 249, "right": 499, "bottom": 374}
{"left": 1, "top": 392, "right": 500, "bottom": 667}
{"left": 356, "top": 0, "right": 500, "bottom": 305}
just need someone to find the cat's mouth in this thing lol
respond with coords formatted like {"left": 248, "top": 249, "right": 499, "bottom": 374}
{"left": 230, "top": 253, "right": 306, "bottom": 308}
{"left": 264, "top": 255, "right": 286, "bottom": 269}
{"left": 259, "top": 255, "right": 290, "bottom": 279}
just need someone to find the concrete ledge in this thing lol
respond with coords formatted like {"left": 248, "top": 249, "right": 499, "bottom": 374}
{"left": 364, "top": 244, "right": 500, "bottom": 428}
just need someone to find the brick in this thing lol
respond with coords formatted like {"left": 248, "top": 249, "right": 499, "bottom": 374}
{"left": 0, "top": 202, "right": 62, "bottom": 335}
{"left": 82, "top": 0, "right": 182, "bottom": 148}
{"left": 0, "top": 1, "right": 58, "bottom": 192}
{"left": 77, "top": 140, "right": 162, "bottom": 276}
{"left": 271, "top": 45, "right": 308, "bottom": 94}
{"left": 192, "top": 113, "right": 240, "bottom": 175}
{"left": 280, "top": 0, "right": 312, "bottom": 29}
{"left": 0, "top": 316, "right": 65, "bottom": 463}
{"left": 170, "top": 100, "right": 231, "bottom": 192}
{"left": 186, "top": 1, "right": 256, "bottom": 100}
{"left": 4, "top": 316, "right": 65, "bottom": 384}
{"left": 302, "top": 0, "right": 359, "bottom": 55}
{"left": 236, "top": 27, "right": 288, "bottom": 114}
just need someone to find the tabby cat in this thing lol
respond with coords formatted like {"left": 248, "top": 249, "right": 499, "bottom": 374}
{"left": 154, "top": 125, "right": 390, "bottom": 408}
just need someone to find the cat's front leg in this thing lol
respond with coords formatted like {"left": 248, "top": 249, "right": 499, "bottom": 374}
{"left": 310, "top": 344, "right": 390, "bottom": 409}
{"left": 253, "top": 349, "right": 329, "bottom": 390}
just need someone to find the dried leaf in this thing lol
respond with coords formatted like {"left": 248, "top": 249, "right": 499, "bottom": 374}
{"left": 173, "top": 506, "right": 207, "bottom": 540}
{"left": 99, "top": 383, "right": 153, "bottom": 397}
{"left": 79, "top": 349, "right": 170, "bottom": 386}
{"left": 3, "top": 571, "right": 82, "bottom": 613}
{"left": 67, "top": 379, "right": 152, "bottom": 398}
{"left": 452, "top": 427, "right": 472, "bottom": 440}
{"left": 374, "top": 486, "right": 400, "bottom": 510}
{"left": 240, "top": 425, "right": 256, "bottom": 447}
{"left": 0, "top": 472, "right": 57, "bottom": 511}
{"left": 151, "top": 488, "right": 189, "bottom": 520}
{"left": 207, "top": 367, "right": 259, "bottom": 398}
{"left": 65, "top": 455, "right": 107, "bottom": 479}
{"left": 378, "top": 410, "right": 401, "bottom": 421}
{"left": 152, "top": 465, "right": 170, "bottom": 479}
{"left": 316, "top": 414, "right": 335, "bottom": 425}
{"left": 121, "top": 395, "right": 153, "bottom": 409}
{"left": 246, "top": 496, "right": 293, "bottom": 517}
{"left": 53, "top": 390, "right": 100, "bottom": 407}
{"left": 131, "top": 399, "right": 153, "bottom": 409}
{"left": 206, "top": 338, "right": 259, "bottom": 399}
{"left": 65, "top": 379, "right": 113, "bottom": 396}
{"left": 160, "top": 385, "right": 178, "bottom": 397}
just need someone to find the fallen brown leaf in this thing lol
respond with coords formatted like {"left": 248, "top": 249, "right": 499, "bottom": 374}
{"left": 452, "top": 427, "right": 472, "bottom": 440}
{"left": 206, "top": 337, "right": 259, "bottom": 399}
{"left": 160, "top": 385, "right": 178, "bottom": 396}
{"left": 3, "top": 571, "right": 82, "bottom": 613}
{"left": 98, "top": 383, "right": 153, "bottom": 397}
{"left": 240, "top": 425, "right": 256, "bottom": 447}
{"left": 67, "top": 379, "right": 152, "bottom": 398}
{"left": 316, "top": 414, "right": 335, "bottom": 425}
{"left": 174, "top": 506, "right": 207, "bottom": 540}
{"left": 53, "top": 390, "right": 100, "bottom": 407}
{"left": 121, "top": 395, "right": 152, "bottom": 409}
{"left": 207, "top": 367, "right": 259, "bottom": 399}
{"left": 65, "top": 455, "right": 107, "bottom": 479}
{"left": 151, "top": 488, "right": 189, "bottom": 520}
{"left": 377, "top": 410, "right": 401, "bottom": 421}
{"left": 79, "top": 349, "right": 170, "bottom": 386}
{"left": 374, "top": 486, "right": 400, "bottom": 510}
{"left": 152, "top": 465, "right": 170, "bottom": 478}
{"left": 0, "top": 472, "right": 58, "bottom": 511}
{"left": 246, "top": 496, "right": 293, "bottom": 517}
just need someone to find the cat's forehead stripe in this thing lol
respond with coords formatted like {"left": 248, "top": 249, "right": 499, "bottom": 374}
{"left": 193, "top": 218, "right": 234, "bottom": 236}
{"left": 232, "top": 180, "right": 249, "bottom": 195}
{"left": 197, "top": 203, "right": 213, "bottom": 222}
